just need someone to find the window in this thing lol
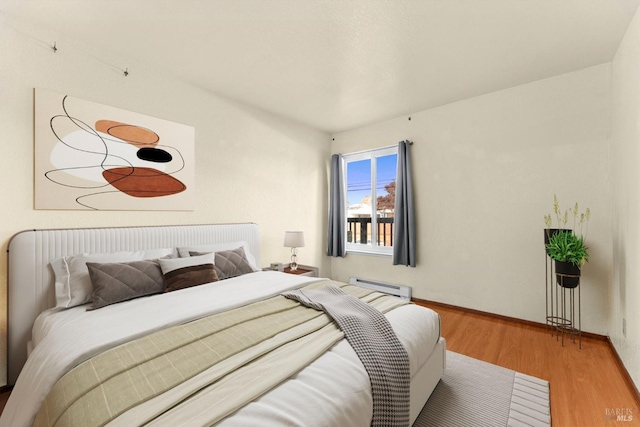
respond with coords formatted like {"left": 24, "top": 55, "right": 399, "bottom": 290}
{"left": 343, "top": 146, "right": 398, "bottom": 255}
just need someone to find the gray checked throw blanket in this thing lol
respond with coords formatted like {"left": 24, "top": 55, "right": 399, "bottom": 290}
{"left": 282, "top": 285, "right": 410, "bottom": 427}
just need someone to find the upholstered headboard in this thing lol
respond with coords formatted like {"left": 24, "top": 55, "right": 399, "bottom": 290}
{"left": 6, "top": 223, "right": 260, "bottom": 385}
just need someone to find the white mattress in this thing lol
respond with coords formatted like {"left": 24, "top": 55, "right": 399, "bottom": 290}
{"left": 0, "top": 271, "right": 441, "bottom": 427}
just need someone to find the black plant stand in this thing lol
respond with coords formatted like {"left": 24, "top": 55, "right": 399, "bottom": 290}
{"left": 545, "top": 253, "right": 582, "bottom": 348}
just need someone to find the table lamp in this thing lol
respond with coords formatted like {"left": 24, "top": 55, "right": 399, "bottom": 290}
{"left": 284, "top": 231, "right": 305, "bottom": 271}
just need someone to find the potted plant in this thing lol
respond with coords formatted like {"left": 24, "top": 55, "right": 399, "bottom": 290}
{"left": 545, "top": 230, "right": 588, "bottom": 288}
{"left": 543, "top": 195, "right": 590, "bottom": 288}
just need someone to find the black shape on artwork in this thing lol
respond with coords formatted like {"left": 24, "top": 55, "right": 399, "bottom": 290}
{"left": 137, "top": 147, "right": 173, "bottom": 163}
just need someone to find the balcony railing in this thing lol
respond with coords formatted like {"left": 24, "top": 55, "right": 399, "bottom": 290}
{"left": 347, "top": 217, "right": 394, "bottom": 246}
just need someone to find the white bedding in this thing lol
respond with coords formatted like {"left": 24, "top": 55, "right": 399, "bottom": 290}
{"left": 0, "top": 271, "right": 441, "bottom": 427}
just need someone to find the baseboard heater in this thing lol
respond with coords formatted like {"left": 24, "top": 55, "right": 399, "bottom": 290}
{"left": 349, "top": 276, "right": 412, "bottom": 301}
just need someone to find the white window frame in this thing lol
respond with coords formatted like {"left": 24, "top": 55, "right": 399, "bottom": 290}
{"left": 343, "top": 145, "right": 398, "bottom": 256}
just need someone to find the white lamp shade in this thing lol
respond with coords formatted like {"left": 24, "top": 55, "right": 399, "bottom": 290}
{"left": 284, "top": 231, "right": 305, "bottom": 248}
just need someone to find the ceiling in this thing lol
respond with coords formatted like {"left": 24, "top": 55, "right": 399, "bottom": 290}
{"left": 1, "top": 0, "right": 639, "bottom": 133}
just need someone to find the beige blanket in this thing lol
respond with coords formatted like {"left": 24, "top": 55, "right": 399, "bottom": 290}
{"left": 34, "top": 280, "right": 408, "bottom": 427}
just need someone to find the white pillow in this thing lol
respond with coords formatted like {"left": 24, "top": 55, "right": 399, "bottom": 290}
{"left": 51, "top": 248, "right": 173, "bottom": 309}
{"left": 176, "top": 241, "right": 259, "bottom": 271}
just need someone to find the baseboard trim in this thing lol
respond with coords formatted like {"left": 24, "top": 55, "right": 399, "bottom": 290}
{"left": 606, "top": 337, "right": 640, "bottom": 408}
{"left": 411, "top": 297, "right": 608, "bottom": 341}
{"left": 412, "top": 297, "right": 640, "bottom": 406}
{"left": 0, "top": 385, "right": 12, "bottom": 394}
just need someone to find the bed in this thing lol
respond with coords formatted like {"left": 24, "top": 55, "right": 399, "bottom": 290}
{"left": 1, "top": 223, "right": 445, "bottom": 426}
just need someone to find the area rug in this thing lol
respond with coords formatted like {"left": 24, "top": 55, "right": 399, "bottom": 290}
{"left": 414, "top": 351, "right": 551, "bottom": 427}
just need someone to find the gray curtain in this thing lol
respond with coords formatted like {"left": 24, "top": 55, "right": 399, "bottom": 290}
{"left": 393, "top": 141, "right": 416, "bottom": 266}
{"left": 327, "top": 154, "right": 346, "bottom": 257}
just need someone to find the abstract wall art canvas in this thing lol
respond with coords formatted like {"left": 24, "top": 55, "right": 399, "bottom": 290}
{"left": 34, "top": 88, "right": 195, "bottom": 210}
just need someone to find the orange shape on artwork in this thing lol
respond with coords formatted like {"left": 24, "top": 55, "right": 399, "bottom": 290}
{"left": 95, "top": 120, "right": 159, "bottom": 148}
{"left": 103, "top": 167, "right": 186, "bottom": 198}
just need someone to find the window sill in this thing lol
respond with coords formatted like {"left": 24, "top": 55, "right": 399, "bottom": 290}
{"left": 345, "top": 247, "right": 393, "bottom": 257}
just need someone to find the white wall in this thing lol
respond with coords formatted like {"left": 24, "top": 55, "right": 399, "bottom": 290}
{"left": 611, "top": 7, "right": 640, "bottom": 389}
{"left": 331, "top": 64, "right": 612, "bottom": 336}
{"left": 0, "top": 14, "right": 330, "bottom": 386}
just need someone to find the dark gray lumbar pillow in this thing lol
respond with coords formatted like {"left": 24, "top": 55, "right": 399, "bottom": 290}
{"left": 86, "top": 259, "right": 165, "bottom": 310}
{"left": 189, "top": 247, "right": 255, "bottom": 280}
{"left": 214, "top": 247, "right": 255, "bottom": 279}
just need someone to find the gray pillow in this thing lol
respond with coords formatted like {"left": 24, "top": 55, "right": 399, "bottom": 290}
{"left": 189, "top": 247, "right": 255, "bottom": 280}
{"left": 51, "top": 247, "right": 173, "bottom": 309}
{"left": 86, "top": 259, "right": 165, "bottom": 310}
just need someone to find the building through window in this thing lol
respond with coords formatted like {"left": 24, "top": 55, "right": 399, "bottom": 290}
{"left": 343, "top": 146, "right": 398, "bottom": 255}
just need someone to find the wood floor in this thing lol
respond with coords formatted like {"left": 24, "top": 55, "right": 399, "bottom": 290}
{"left": 0, "top": 303, "right": 637, "bottom": 426}
{"left": 418, "top": 300, "right": 640, "bottom": 427}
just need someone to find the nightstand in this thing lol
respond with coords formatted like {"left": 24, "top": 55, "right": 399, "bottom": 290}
{"left": 282, "top": 264, "right": 318, "bottom": 277}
